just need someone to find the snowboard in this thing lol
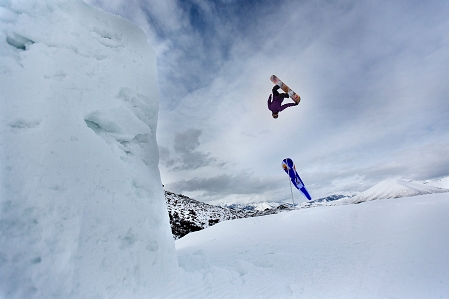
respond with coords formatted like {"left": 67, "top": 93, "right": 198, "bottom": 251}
{"left": 270, "top": 75, "right": 301, "bottom": 104}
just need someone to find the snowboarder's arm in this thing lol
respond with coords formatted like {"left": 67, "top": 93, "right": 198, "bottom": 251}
{"left": 267, "top": 94, "right": 272, "bottom": 109}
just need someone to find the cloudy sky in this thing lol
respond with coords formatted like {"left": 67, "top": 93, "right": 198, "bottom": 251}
{"left": 84, "top": 0, "right": 449, "bottom": 204}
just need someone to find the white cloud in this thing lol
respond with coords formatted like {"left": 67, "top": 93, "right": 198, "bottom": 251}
{"left": 85, "top": 0, "right": 449, "bottom": 203}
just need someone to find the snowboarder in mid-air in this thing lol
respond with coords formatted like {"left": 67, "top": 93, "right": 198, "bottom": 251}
{"left": 268, "top": 85, "right": 298, "bottom": 119}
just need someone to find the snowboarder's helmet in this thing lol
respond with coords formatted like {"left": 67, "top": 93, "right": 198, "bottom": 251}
{"left": 272, "top": 113, "right": 279, "bottom": 119}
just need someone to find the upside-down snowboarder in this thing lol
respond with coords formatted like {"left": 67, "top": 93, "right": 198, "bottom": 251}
{"left": 267, "top": 85, "right": 298, "bottom": 119}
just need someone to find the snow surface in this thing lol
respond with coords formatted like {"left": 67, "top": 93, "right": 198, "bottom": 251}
{"left": 0, "top": 1, "right": 177, "bottom": 298}
{"left": 175, "top": 193, "right": 449, "bottom": 299}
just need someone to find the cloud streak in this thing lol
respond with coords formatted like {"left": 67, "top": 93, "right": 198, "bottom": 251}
{"left": 167, "top": 171, "right": 286, "bottom": 203}
{"left": 159, "top": 128, "right": 222, "bottom": 171}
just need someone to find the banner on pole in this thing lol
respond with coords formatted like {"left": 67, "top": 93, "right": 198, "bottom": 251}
{"left": 282, "top": 158, "right": 312, "bottom": 200}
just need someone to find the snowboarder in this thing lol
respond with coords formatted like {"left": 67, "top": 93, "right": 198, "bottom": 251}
{"left": 267, "top": 85, "right": 298, "bottom": 119}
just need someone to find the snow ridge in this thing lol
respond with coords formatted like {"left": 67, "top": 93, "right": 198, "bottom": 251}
{"left": 349, "top": 178, "right": 449, "bottom": 204}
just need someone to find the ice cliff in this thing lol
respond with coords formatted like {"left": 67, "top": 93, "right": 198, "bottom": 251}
{"left": 0, "top": 0, "right": 177, "bottom": 298}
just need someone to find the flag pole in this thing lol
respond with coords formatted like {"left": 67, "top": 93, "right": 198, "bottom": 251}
{"left": 289, "top": 179, "right": 295, "bottom": 210}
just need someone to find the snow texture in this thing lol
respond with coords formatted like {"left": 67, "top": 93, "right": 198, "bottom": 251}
{"left": 175, "top": 193, "right": 449, "bottom": 299}
{"left": 0, "top": 1, "right": 177, "bottom": 298}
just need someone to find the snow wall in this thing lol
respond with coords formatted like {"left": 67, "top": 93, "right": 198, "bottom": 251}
{"left": 0, "top": 0, "right": 178, "bottom": 298}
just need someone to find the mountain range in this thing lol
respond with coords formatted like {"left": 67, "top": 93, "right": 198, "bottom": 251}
{"left": 165, "top": 191, "right": 299, "bottom": 239}
{"left": 165, "top": 177, "right": 449, "bottom": 239}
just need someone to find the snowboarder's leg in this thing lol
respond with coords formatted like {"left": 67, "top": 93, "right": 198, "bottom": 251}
{"left": 283, "top": 92, "right": 298, "bottom": 105}
{"left": 280, "top": 93, "right": 289, "bottom": 99}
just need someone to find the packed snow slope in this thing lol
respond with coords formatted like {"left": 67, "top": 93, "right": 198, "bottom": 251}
{"left": 175, "top": 193, "right": 449, "bottom": 299}
{"left": 0, "top": 0, "right": 177, "bottom": 298}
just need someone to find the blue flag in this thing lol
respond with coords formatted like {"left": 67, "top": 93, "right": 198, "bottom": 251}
{"left": 282, "top": 158, "right": 312, "bottom": 200}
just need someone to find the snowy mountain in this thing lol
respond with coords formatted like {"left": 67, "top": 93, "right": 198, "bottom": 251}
{"left": 222, "top": 201, "right": 287, "bottom": 212}
{"left": 348, "top": 178, "right": 449, "bottom": 204}
{"left": 424, "top": 176, "right": 449, "bottom": 189}
{"left": 165, "top": 191, "right": 302, "bottom": 239}
{"left": 165, "top": 191, "right": 247, "bottom": 239}
{"left": 165, "top": 191, "right": 309, "bottom": 239}
{"left": 306, "top": 192, "right": 359, "bottom": 205}
{"left": 167, "top": 178, "right": 449, "bottom": 240}
{"left": 222, "top": 193, "right": 359, "bottom": 211}
{"left": 165, "top": 192, "right": 354, "bottom": 240}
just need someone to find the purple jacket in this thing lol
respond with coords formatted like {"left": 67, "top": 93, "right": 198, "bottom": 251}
{"left": 267, "top": 94, "right": 296, "bottom": 114}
